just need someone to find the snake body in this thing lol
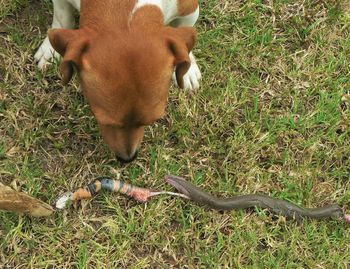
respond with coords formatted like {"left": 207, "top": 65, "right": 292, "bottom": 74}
{"left": 165, "top": 175, "right": 346, "bottom": 222}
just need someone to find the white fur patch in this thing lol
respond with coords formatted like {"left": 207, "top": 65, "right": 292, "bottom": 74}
{"left": 170, "top": 6, "right": 199, "bottom": 27}
{"left": 67, "top": 0, "right": 80, "bottom": 10}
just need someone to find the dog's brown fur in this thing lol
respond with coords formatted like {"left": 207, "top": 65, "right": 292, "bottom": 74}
{"left": 48, "top": 0, "right": 197, "bottom": 161}
{"left": 178, "top": 0, "right": 198, "bottom": 16}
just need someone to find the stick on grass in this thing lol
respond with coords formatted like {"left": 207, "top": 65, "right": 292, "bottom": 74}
{"left": 0, "top": 183, "right": 54, "bottom": 217}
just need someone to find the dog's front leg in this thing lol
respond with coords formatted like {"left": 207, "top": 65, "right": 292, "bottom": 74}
{"left": 34, "top": 0, "right": 76, "bottom": 69}
{"left": 170, "top": 8, "right": 202, "bottom": 91}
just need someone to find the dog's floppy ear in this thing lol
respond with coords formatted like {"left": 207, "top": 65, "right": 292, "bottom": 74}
{"left": 164, "top": 27, "right": 197, "bottom": 89}
{"left": 48, "top": 29, "right": 89, "bottom": 85}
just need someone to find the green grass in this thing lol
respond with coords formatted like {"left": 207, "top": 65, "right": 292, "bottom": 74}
{"left": 1, "top": 0, "right": 350, "bottom": 268}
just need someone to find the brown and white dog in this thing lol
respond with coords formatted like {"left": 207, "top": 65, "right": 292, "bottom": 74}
{"left": 35, "top": 0, "right": 201, "bottom": 162}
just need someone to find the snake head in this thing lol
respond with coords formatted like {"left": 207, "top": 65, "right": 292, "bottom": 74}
{"left": 165, "top": 175, "right": 191, "bottom": 198}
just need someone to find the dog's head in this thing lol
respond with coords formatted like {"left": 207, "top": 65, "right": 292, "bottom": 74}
{"left": 48, "top": 25, "right": 196, "bottom": 162}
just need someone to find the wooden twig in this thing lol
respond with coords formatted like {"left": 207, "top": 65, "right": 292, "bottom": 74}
{"left": 0, "top": 183, "right": 54, "bottom": 217}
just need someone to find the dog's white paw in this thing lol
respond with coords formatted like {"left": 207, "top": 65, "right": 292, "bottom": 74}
{"left": 182, "top": 60, "right": 201, "bottom": 90}
{"left": 173, "top": 60, "right": 202, "bottom": 91}
{"left": 34, "top": 37, "right": 60, "bottom": 69}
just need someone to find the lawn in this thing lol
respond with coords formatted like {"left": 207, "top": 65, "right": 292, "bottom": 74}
{"left": 0, "top": 0, "right": 349, "bottom": 268}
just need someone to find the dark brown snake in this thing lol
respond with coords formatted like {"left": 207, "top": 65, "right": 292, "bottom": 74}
{"left": 165, "top": 175, "right": 349, "bottom": 223}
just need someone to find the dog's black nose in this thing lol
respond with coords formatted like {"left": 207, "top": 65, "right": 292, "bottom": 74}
{"left": 116, "top": 151, "right": 138, "bottom": 164}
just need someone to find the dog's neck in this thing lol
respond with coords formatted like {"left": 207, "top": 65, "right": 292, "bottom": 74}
{"left": 79, "top": 0, "right": 165, "bottom": 33}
